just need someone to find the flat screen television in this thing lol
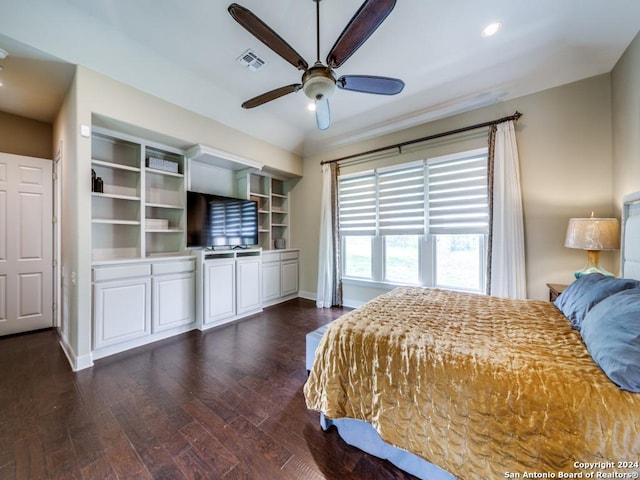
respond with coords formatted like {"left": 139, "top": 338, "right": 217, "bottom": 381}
{"left": 187, "top": 191, "right": 258, "bottom": 248}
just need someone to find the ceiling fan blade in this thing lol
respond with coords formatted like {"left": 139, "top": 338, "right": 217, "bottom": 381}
{"left": 241, "top": 84, "right": 301, "bottom": 109}
{"left": 326, "top": 0, "right": 397, "bottom": 69}
{"left": 228, "top": 3, "right": 309, "bottom": 71}
{"left": 315, "top": 97, "right": 331, "bottom": 130}
{"left": 337, "top": 75, "right": 404, "bottom": 95}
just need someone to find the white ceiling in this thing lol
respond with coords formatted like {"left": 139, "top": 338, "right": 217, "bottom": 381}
{"left": 0, "top": 0, "right": 639, "bottom": 156}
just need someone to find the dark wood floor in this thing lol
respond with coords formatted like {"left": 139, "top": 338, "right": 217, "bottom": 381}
{"left": 0, "top": 298, "right": 418, "bottom": 480}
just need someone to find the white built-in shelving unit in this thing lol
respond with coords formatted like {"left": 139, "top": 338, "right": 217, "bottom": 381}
{"left": 237, "top": 171, "right": 290, "bottom": 251}
{"left": 90, "top": 127, "right": 194, "bottom": 361}
{"left": 91, "top": 128, "right": 186, "bottom": 262}
{"left": 89, "top": 136, "right": 299, "bottom": 362}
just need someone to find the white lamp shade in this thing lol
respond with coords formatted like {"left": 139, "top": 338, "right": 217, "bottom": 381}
{"left": 565, "top": 217, "right": 620, "bottom": 250}
{"left": 303, "top": 75, "right": 336, "bottom": 100}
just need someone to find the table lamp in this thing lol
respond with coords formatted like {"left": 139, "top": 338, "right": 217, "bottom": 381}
{"left": 564, "top": 213, "right": 620, "bottom": 278}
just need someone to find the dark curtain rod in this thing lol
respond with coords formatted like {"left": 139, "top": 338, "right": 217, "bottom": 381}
{"left": 320, "top": 111, "right": 523, "bottom": 165}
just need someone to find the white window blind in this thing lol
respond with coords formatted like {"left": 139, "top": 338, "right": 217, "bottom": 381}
{"left": 427, "top": 153, "right": 489, "bottom": 234}
{"left": 378, "top": 164, "right": 425, "bottom": 235}
{"left": 338, "top": 149, "right": 488, "bottom": 236}
{"left": 338, "top": 173, "right": 377, "bottom": 235}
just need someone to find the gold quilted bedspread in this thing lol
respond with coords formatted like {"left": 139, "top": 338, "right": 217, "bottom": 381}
{"left": 304, "top": 287, "right": 640, "bottom": 479}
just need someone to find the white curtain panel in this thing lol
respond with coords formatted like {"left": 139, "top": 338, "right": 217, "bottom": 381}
{"left": 316, "top": 164, "right": 334, "bottom": 308}
{"left": 491, "top": 121, "right": 527, "bottom": 299}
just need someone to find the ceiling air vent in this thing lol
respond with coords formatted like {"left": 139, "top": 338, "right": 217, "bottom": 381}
{"left": 236, "top": 49, "right": 266, "bottom": 71}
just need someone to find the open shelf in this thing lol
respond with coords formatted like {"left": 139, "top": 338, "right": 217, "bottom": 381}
{"left": 93, "top": 192, "right": 140, "bottom": 202}
{"left": 91, "top": 127, "right": 187, "bottom": 262}
{"left": 146, "top": 202, "right": 183, "bottom": 209}
{"left": 238, "top": 171, "right": 291, "bottom": 250}
{"left": 92, "top": 159, "right": 141, "bottom": 172}
{"left": 146, "top": 168, "right": 184, "bottom": 178}
{"left": 93, "top": 219, "right": 141, "bottom": 225}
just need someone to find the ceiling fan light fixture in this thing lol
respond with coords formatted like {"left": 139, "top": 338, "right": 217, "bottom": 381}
{"left": 303, "top": 76, "right": 335, "bottom": 100}
{"left": 302, "top": 65, "right": 336, "bottom": 101}
{"left": 228, "top": 0, "right": 404, "bottom": 130}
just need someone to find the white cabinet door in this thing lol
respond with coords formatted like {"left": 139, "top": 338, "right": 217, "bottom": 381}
{"left": 204, "top": 258, "right": 235, "bottom": 325}
{"left": 261, "top": 261, "right": 281, "bottom": 303}
{"left": 281, "top": 260, "right": 299, "bottom": 297}
{"left": 237, "top": 257, "right": 261, "bottom": 314}
{"left": 152, "top": 272, "right": 194, "bottom": 332}
{"left": 93, "top": 276, "right": 151, "bottom": 349}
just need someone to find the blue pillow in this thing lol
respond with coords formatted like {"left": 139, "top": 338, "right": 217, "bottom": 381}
{"left": 554, "top": 273, "right": 640, "bottom": 330}
{"left": 580, "top": 288, "right": 640, "bottom": 392}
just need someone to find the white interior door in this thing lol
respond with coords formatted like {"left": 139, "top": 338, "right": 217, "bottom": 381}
{"left": 0, "top": 153, "right": 53, "bottom": 336}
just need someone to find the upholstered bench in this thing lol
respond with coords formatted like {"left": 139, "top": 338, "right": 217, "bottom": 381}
{"left": 306, "top": 323, "right": 331, "bottom": 372}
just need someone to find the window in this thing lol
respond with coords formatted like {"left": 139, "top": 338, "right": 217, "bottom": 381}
{"left": 384, "top": 235, "right": 420, "bottom": 284}
{"left": 343, "top": 236, "right": 373, "bottom": 278}
{"left": 339, "top": 149, "right": 488, "bottom": 293}
{"left": 434, "top": 234, "right": 484, "bottom": 291}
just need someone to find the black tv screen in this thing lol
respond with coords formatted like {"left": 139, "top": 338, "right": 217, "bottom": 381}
{"left": 187, "top": 191, "right": 258, "bottom": 248}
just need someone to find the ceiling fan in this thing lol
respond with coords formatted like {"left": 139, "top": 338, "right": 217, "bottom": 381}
{"left": 228, "top": 0, "right": 405, "bottom": 130}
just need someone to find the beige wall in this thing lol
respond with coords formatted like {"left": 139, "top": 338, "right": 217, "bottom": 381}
{"left": 293, "top": 74, "right": 615, "bottom": 304}
{"left": 612, "top": 31, "right": 640, "bottom": 214}
{"left": 53, "top": 72, "right": 86, "bottom": 367}
{"left": 78, "top": 68, "right": 302, "bottom": 177}
{"left": 0, "top": 111, "right": 52, "bottom": 159}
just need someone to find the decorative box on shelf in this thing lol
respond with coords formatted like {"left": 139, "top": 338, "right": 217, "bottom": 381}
{"left": 147, "top": 218, "right": 169, "bottom": 229}
{"left": 146, "top": 156, "right": 179, "bottom": 174}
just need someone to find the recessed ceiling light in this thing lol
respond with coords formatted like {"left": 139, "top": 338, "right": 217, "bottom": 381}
{"left": 481, "top": 22, "right": 501, "bottom": 38}
{"left": 0, "top": 48, "right": 8, "bottom": 59}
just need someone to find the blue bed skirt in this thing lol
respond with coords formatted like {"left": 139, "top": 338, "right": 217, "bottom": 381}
{"left": 320, "top": 414, "right": 456, "bottom": 480}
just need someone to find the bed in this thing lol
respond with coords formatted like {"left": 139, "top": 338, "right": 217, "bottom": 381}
{"left": 304, "top": 191, "right": 640, "bottom": 480}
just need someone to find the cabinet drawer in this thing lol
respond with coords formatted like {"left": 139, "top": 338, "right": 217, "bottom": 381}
{"left": 152, "top": 260, "right": 195, "bottom": 275}
{"left": 93, "top": 264, "right": 151, "bottom": 282}
{"left": 262, "top": 251, "right": 281, "bottom": 263}
{"left": 281, "top": 250, "right": 299, "bottom": 261}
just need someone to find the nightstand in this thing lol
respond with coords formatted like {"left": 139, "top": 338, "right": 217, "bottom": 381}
{"left": 546, "top": 283, "right": 568, "bottom": 302}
